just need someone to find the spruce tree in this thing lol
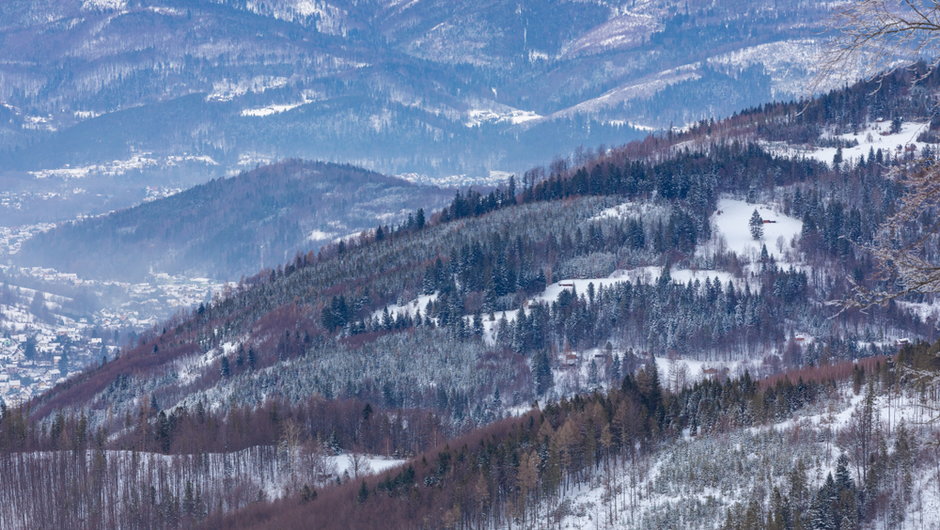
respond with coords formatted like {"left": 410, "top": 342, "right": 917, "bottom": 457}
{"left": 749, "top": 209, "right": 764, "bottom": 240}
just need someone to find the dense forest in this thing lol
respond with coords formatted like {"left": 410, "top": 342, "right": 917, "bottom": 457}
{"left": 208, "top": 348, "right": 940, "bottom": 529}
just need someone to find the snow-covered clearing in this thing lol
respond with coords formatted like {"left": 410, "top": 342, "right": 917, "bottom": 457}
{"left": 82, "top": 0, "right": 126, "bottom": 10}
{"left": 331, "top": 453, "right": 406, "bottom": 478}
{"left": 588, "top": 200, "right": 667, "bottom": 222}
{"left": 241, "top": 100, "right": 309, "bottom": 117}
{"left": 763, "top": 120, "right": 929, "bottom": 167}
{"left": 464, "top": 106, "right": 542, "bottom": 127}
{"left": 373, "top": 293, "right": 439, "bottom": 321}
{"left": 307, "top": 229, "right": 337, "bottom": 242}
{"left": 207, "top": 76, "right": 290, "bottom": 102}
{"left": 897, "top": 300, "right": 940, "bottom": 321}
{"left": 29, "top": 153, "right": 217, "bottom": 180}
{"left": 653, "top": 355, "right": 745, "bottom": 387}
{"left": 701, "top": 197, "right": 803, "bottom": 263}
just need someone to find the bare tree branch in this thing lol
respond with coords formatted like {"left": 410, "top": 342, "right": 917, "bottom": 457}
{"left": 821, "top": 1, "right": 940, "bottom": 313}
{"left": 817, "top": 0, "right": 940, "bottom": 93}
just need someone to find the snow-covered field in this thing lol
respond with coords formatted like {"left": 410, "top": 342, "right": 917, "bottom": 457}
{"left": 763, "top": 121, "right": 929, "bottom": 167}
{"left": 464, "top": 106, "right": 542, "bottom": 127}
{"left": 206, "top": 76, "right": 290, "bottom": 102}
{"left": 306, "top": 229, "right": 337, "bottom": 242}
{"left": 29, "top": 153, "right": 218, "bottom": 180}
{"left": 701, "top": 197, "right": 803, "bottom": 263}
{"left": 241, "top": 101, "right": 308, "bottom": 117}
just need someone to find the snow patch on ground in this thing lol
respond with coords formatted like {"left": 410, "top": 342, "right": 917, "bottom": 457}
{"left": 560, "top": 10, "right": 660, "bottom": 58}
{"left": 373, "top": 293, "right": 439, "bottom": 321}
{"left": 550, "top": 65, "right": 701, "bottom": 119}
{"left": 897, "top": 300, "right": 940, "bottom": 321}
{"left": 240, "top": 93, "right": 320, "bottom": 117}
{"left": 22, "top": 115, "right": 57, "bottom": 132}
{"left": 307, "top": 229, "right": 336, "bottom": 242}
{"left": 588, "top": 200, "right": 668, "bottom": 222}
{"left": 207, "top": 76, "right": 290, "bottom": 102}
{"left": 395, "top": 172, "right": 512, "bottom": 187}
{"left": 82, "top": 0, "right": 127, "bottom": 10}
{"left": 236, "top": 152, "right": 276, "bottom": 168}
{"left": 173, "top": 341, "right": 240, "bottom": 389}
{"left": 604, "top": 119, "right": 657, "bottom": 131}
{"left": 330, "top": 453, "right": 407, "bottom": 478}
{"left": 73, "top": 110, "right": 102, "bottom": 120}
{"left": 241, "top": 102, "right": 305, "bottom": 117}
{"left": 166, "top": 154, "right": 218, "bottom": 166}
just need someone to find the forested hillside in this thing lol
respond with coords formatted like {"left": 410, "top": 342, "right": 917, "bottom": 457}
{"left": 3, "top": 65, "right": 940, "bottom": 528}
{"left": 210, "top": 343, "right": 940, "bottom": 529}
{"left": 15, "top": 160, "right": 452, "bottom": 281}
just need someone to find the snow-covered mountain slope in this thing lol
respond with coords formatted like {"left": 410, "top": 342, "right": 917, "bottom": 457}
{"left": 5, "top": 64, "right": 940, "bottom": 528}
{"left": 535, "top": 373, "right": 940, "bottom": 530}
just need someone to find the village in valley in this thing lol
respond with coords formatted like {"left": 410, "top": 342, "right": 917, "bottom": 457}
{"left": 0, "top": 263, "right": 228, "bottom": 407}
{"left": 0, "top": 327, "right": 113, "bottom": 407}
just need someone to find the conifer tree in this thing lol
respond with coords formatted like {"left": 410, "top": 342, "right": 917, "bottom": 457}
{"left": 749, "top": 209, "right": 764, "bottom": 240}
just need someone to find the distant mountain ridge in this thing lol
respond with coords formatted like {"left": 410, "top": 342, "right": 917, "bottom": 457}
{"left": 0, "top": 0, "right": 876, "bottom": 188}
{"left": 15, "top": 160, "right": 452, "bottom": 281}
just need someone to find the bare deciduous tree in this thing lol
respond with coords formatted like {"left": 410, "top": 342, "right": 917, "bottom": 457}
{"left": 825, "top": 1, "right": 940, "bottom": 310}
{"left": 824, "top": 0, "right": 940, "bottom": 83}
{"left": 851, "top": 160, "right": 940, "bottom": 309}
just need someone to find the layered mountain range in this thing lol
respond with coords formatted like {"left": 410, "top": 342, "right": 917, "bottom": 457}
{"left": 2, "top": 65, "right": 939, "bottom": 528}
{"left": 0, "top": 0, "right": 883, "bottom": 227}
{"left": 3, "top": 2, "right": 940, "bottom": 528}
